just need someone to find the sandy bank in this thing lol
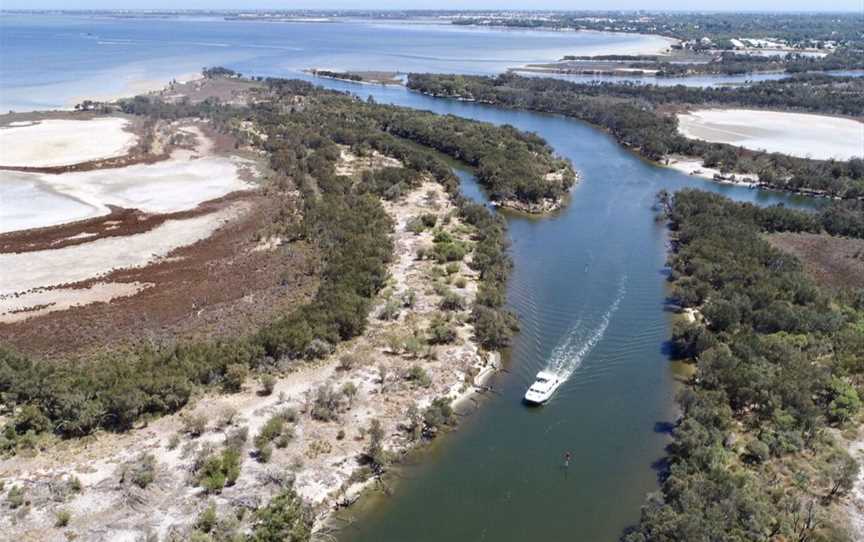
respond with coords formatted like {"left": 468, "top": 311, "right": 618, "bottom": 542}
{"left": 676, "top": 109, "right": 864, "bottom": 161}
{"left": 0, "top": 117, "right": 137, "bottom": 168}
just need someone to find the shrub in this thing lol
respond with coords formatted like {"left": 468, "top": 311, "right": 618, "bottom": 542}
{"left": 341, "top": 382, "right": 358, "bottom": 407}
{"left": 225, "top": 426, "right": 249, "bottom": 451}
{"left": 55, "top": 509, "right": 71, "bottom": 528}
{"left": 259, "top": 374, "right": 277, "bottom": 396}
{"left": 337, "top": 355, "right": 357, "bottom": 371}
{"left": 423, "top": 398, "right": 454, "bottom": 436}
{"left": 223, "top": 363, "right": 249, "bottom": 393}
{"left": 182, "top": 413, "right": 208, "bottom": 438}
{"left": 196, "top": 502, "right": 218, "bottom": 533}
{"left": 440, "top": 291, "right": 466, "bottom": 311}
{"left": 445, "top": 262, "right": 460, "bottom": 275}
{"left": 257, "top": 444, "right": 273, "bottom": 464}
{"left": 198, "top": 447, "right": 242, "bottom": 494}
{"left": 310, "top": 386, "right": 343, "bottom": 422}
{"left": 405, "top": 365, "right": 432, "bottom": 388}
{"left": 420, "top": 214, "right": 437, "bottom": 228}
{"left": 378, "top": 299, "right": 401, "bottom": 321}
{"left": 7, "top": 485, "right": 25, "bottom": 509}
{"left": 428, "top": 316, "right": 457, "bottom": 344}
{"left": 454, "top": 276, "right": 467, "bottom": 289}
{"left": 745, "top": 439, "right": 771, "bottom": 463}
{"left": 249, "top": 487, "right": 312, "bottom": 542}
{"left": 255, "top": 416, "right": 286, "bottom": 449}
{"left": 365, "top": 419, "right": 387, "bottom": 473}
{"left": 121, "top": 453, "right": 157, "bottom": 489}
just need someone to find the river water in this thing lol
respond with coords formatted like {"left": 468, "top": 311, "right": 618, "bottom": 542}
{"left": 1, "top": 14, "right": 824, "bottom": 541}
{"left": 307, "top": 81, "right": 820, "bottom": 542}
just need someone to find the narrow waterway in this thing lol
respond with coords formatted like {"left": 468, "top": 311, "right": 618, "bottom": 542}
{"left": 300, "top": 80, "right": 821, "bottom": 542}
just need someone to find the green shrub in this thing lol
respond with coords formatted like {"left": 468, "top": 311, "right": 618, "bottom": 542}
{"left": 259, "top": 374, "right": 277, "bottom": 396}
{"left": 54, "top": 509, "right": 71, "bottom": 528}
{"left": 249, "top": 487, "right": 312, "bottom": 542}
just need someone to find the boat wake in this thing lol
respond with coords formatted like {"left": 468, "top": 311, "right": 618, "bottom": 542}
{"left": 545, "top": 276, "right": 626, "bottom": 383}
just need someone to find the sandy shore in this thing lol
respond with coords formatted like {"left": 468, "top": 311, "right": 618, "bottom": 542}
{"left": 677, "top": 109, "right": 864, "bottom": 161}
{"left": 65, "top": 72, "right": 203, "bottom": 109}
{"left": 664, "top": 155, "right": 759, "bottom": 186}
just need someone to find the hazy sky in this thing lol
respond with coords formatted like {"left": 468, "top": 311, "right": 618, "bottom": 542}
{"left": 2, "top": 1, "right": 862, "bottom": 12}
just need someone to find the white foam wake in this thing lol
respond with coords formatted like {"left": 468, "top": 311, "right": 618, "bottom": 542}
{"left": 545, "top": 276, "right": 626, "bottom": 381}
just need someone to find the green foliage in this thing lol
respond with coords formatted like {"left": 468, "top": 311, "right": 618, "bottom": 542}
{"left": 364, "top": 419, "right": 387, "bottom": 473}
{"left": 405, "top": 365, "right": 432, "bottom": 388}
{"left": 198, "top": 447, "right": 242, "bottom": 494}
{"left": 120, "top": 453, "right": 157, "bottom": 489}
{"left": 249, "top": 488, "right": 312, "bottom": 542}
{"left": 422, "top": 397, "right": 455, "bottom": 437}
{"left": 626, "top": 189, "right": 864, "bottom": 540}
{"left": 408, "top": 73, "right": 864, "bottom": 199}
{"left": 195, "top": 502, "right": 218, "bottom": 533}
{"left": 54, "top": 509, "right": 71, "bottom": 528}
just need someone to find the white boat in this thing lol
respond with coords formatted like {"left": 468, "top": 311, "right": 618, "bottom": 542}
{"left": 524, "top": 371, "right": 562, "bottom": 404}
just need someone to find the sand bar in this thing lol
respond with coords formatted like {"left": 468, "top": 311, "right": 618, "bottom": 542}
{"left": 677, "top": 109, "right": 864, "bottom": 161}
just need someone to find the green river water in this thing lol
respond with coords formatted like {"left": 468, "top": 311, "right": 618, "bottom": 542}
{"left": 307, "top": 82, "right": 822, "bottom": 542}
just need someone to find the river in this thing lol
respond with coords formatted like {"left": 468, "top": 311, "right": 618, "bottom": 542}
{"left": 1, "top": 14, "right": 826, "bottom": 541}
{"left": 300, "top": 80, "right": 821, "bottom": 542}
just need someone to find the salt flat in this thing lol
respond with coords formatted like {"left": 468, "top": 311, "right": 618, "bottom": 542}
{"left": 676, "top": 109, "right": 864, "bottom": 161}
{"left": 0, "top": 203, "right": 246, "bottom": 295}
{"left": 0, "top": 117, "right": 137, "bottom": 167}
{"left": 0, "top": 154, "right": 253, "bottom": 233}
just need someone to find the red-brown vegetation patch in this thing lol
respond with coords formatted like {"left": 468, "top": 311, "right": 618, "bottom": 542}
{"left": 767, "top": 231, "right": 864, "bottom": 291}
{"left": 1, "top": 194, "right": 318, "bottom": 358}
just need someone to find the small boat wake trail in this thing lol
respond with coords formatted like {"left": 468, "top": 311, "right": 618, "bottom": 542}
{"left": 545, "top": 276, "right": 627, "bottom": 382}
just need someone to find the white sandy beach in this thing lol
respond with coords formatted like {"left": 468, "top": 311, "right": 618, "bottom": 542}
{"left": 677, "top": 109, "right": 864, "bottom": 161}
{"left": 0, "top": 117, "right": 137, "bottom": 168}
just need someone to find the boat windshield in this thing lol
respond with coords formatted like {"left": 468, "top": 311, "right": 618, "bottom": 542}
{"left": 536, "top": 377, "right": 548, "bottom": 383}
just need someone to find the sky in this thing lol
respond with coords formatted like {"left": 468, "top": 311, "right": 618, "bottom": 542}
{"left": 1, "top": 1, "right": 862, "bottom": 12}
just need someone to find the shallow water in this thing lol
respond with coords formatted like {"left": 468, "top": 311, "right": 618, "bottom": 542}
{"left": 0, "top": 13, "right": 668, "bottom": 111}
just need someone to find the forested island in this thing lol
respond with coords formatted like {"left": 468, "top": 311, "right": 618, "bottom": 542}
{"left": 624, "top": 189, "right": 864, "bottom": 541}
{"left": 407, "top": 73, "right": 864, "bottom": 199}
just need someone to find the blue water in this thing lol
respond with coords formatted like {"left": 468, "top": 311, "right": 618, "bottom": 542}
{"left": 0, "top": 14, "right": 828, "bottom": 541}
{"left": 0, "top": 13, "right": 666, "bottom": 111}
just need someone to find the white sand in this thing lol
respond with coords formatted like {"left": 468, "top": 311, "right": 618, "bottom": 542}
{"left": 0, "top": 281, "right": 150, "bottom": 323}
{"left": 0, "top": 154, "right": 253, "bottom": 234}
{"left": 677, "top": 109, "right": 864, "bottom": 161}
{"left": 0, "top": 118, "right": 137, "bottom": 167}
{"left": 0, "top": 203, "right": 246, "bottom": 295}
{"left": 665, "top": 155, "right": 759, "bottom": 186}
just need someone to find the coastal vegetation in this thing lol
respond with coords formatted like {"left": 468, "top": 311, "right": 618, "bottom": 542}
{"left": 452, "top": 12, "right": 864, "bottom": 48}
{"left": 0, "top": 74, "right": 536, "bottom": 452}
{"left": 407, "top": 73, "right": 864, "bottom": 199}
{"left": 625, "top": 189, "right": 864, "bottom": 541}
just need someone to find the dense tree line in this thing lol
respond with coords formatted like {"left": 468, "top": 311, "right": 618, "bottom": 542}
{"left": 408, "top": 73, "right": 864, "bottom": 199}
{"left": 0, "top": 76, "right": 523, "bottom": 451}
{"left": 558, "top": 48, "right": 864, "bottom": 78}
{"left": 624, "top": 189, "right": 864, "bottom": 541}
{"left": 452, "top": 12, "right": 864, "bottom": 47}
